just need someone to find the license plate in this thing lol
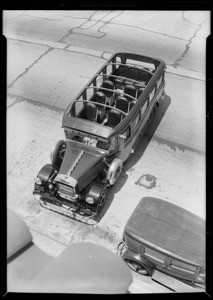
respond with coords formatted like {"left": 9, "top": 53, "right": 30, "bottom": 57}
{"left": 58, "top": 192, "right": 75, "bottom": 201}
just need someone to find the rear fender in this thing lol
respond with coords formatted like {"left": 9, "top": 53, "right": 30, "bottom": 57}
{"left": 122, "top": 248, "right": 155, "bottom": 276}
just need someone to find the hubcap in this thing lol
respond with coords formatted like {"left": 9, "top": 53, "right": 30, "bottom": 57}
{"left": 126, "top": 259, "right": 149, "bottom": 275}
{"left": 99, "top": 190, "right": 106, "bottom": 207}
{"left": 97, "top": 188, "right": 108, "bottom": 212}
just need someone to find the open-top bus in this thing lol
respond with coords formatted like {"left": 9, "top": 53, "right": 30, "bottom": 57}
{"left": 33, "top": 53, "right": 166, "bottom": 223}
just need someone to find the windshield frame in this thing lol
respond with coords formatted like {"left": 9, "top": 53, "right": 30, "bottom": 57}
{"left": 65, "top": 129, "right": 117, "bottom": 153}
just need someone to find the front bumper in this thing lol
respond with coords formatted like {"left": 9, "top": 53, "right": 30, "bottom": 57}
{"left": 33, "top": 192, "right": 99, "bottom": 225}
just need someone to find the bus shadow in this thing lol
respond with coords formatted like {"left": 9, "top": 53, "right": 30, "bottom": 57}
{"left": 124, "top": 94, "right": 171, "bottom": 172}
{"left": 96, "top": 95, "right": 171, "bottom": 223}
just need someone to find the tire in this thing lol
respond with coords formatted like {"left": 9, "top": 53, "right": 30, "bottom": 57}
{"left": 107, "top": 158, "right": 123, "bottom": 185}
{"left": 50, "top": 140, "right": 66, "bottom": 167}
{"left": 124, "top": 257, "right": 153, "bottom": 276}
{"left": 97, "top": 185, "right": 108, "bottom": 213}
{"left": 148, "top": 107, "right": 155, "bottom": 125}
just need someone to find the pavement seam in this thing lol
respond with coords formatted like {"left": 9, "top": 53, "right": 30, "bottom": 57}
{"left": 57, "top": 10, "right": 117, "bottom": 42}
{"left": 173, "top": 27, "right": 201, "bottom": 68}
{"left": 7, "top": 93, "right": 65, "bottom": 112}
{"left": 6, "top": 34, "right": 205, "bottom": 81}
{"left": 7, "top": 10, "right": 26, "bottom": 20}
{"left": 55, "top": 10, "right": 190, "bottom": 42}
{"left": 29, "top": 226, "right": 68, "bottom": 247}
{"left": 58, "top": 11, "right": 98, "bottom": 43}
{"left": 23, "top": 13, "right": 62, "bottom": 22}
{"left": 7, "top": 47, "right": 53, "bottom": 89}
{"left": 173, "top": 17, "right": 208, "bottom": 68}
{"left": 182, "top": 11, "right": 209, "bottom": 27}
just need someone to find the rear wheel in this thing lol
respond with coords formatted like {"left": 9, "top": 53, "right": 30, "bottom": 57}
{"left": 123, "top": 257, "right": 154, "bottom": 276}
{"left": 124, "top": 258, "right": 149, "bottom": 275}
{"left": 148, "top": 107, "right": 156, "bottom": 125}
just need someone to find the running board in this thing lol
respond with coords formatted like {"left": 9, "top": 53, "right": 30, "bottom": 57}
{"left": 152, "top": 270, "right": 205, "bottom": 293}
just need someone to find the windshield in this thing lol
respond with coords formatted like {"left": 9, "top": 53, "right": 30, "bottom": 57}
{"left": 65, "top": 130, "right": 116, "bottom": 151}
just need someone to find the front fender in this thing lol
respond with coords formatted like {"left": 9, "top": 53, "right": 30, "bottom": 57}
{"left": 36, "top": 164, "right": 58, "bottom": 182}
{"left": 87, "top": 183, "right": 104, "bottom": 200}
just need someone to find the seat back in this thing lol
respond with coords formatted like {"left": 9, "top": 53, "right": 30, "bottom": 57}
{"left": 128, "top": 67, "right": 139, "bottom": 80}
{"left": 85, "top": 102, "right": 98, "bottom": 121}
{"left": 137, "top": 87, "right": 144, "bottom": 98}
{"left": 115, "top": 96, "right": 129, "bottom": 113}
{"left": 101, "top": 80, "right": 114, "bottom": 97}
{"left": 119, "top": 65, "right": 129, "bottom": 78}
{"left": 105, "top": 109, "right": 122, "bottom": 128}
{"left": 93, "top": 91, "right": 106, "bottom": 105}
{"left": 124, "top": 84, "right": 136, "bottom": 100}
{"left": 139, "top": 69, "right": 152, "bottom": 83}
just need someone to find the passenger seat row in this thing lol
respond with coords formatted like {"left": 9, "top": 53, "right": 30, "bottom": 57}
{"left": 82, "top": 79, "right": 144, "bottom": 128}
{"left": 83, "top": 102, "right": 123, "bottom": 128}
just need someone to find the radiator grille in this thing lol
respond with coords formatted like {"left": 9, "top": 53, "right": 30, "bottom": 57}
{"left": 58, "top": 183, "right": 75, "bottom": 197}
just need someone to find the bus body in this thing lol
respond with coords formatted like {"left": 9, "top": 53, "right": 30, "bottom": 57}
{"left": 33, "top": 53, "right": 166, "bottom": 223}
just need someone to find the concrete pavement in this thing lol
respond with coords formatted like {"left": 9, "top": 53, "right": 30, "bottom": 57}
{"left": 6, "top": 37, "right": 206, "bottom": 153}
{"left": 3, "top": 10, "right": 210, "bottom": 71}
{"left": 4, "top": 10, "right": 209, "bottom": 153}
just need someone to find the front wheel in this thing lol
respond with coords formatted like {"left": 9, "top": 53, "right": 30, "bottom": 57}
{"left": 97, "top": 185, "right": 109, "bottom": 213}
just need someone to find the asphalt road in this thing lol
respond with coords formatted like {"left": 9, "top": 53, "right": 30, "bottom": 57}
{"left": 4, "top": 10, "right": 209, "bottom": 293}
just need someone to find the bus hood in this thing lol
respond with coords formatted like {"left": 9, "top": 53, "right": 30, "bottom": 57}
{"left": 55, "top": 141, "right": 106, "bottom": 189}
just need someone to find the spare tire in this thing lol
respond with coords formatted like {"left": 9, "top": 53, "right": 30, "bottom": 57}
{"left": 107, "top": 158, "right": 123, "bottom": 185}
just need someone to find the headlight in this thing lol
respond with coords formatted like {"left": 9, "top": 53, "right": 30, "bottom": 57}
{"left": 85, "top": 196, "right": 95, "bottom": 204}
{"left": 48, "top": 183, "right": 54, "bottom": 190}
{"left": 34, "top": 177, "right": 42, "bottom": 185}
